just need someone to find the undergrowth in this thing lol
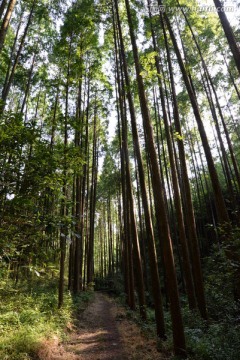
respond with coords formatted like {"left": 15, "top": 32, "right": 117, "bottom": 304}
{"left": 0, "top": 275, "right": 93, "bottom": 360}
{"left": 115, "top": 248, "right": 240, "bottom": 360}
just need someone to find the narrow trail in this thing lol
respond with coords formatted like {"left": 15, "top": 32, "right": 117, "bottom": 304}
{"left": 64, "top": 292, "right": 127, "bottom": 360}
{"left": 39, "top": 292, "right": 168, "bottom": 360}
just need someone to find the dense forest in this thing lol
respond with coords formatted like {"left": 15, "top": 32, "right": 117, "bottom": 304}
{"left": 0, "top": 0, "right": 240, "bottom": 359}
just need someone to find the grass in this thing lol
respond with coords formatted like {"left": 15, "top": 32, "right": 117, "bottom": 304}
{"left": 0, "top": 275, "right": 94, "bottom": 360}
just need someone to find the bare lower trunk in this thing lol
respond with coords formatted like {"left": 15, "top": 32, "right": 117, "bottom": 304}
{"left": 124, "top": 0, "right": 186, "bottom": 355}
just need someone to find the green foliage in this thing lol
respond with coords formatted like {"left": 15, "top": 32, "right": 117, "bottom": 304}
{"left": 204, "top": 245, "right": 238, "bottom": 318}
{"left": 94, "top": 274, "right": 125, "bottom": 296}
{"left": 181, "top": 245, "right": 240, "bottom": 359}
{"left": 97, "top": 150, "right": 121, "bottom": 199}
{"left": 0, "top": 277, "right": 93, "bottom": 360}
{"left": 114, "top": 241, "right": 240, "bottom": 359}
{"left": 140, "top": 51, "right": 159, "bottom": 82}
{"left": 173, "top": 131, "right": 184, "bottom": 142}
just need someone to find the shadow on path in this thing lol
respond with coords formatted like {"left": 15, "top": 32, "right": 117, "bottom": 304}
{"left": 64, "top": 292, "right": 128, "bottom": 359}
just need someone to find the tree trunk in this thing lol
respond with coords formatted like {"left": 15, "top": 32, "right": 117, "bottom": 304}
{"left": 1, "top": 0, "right": 35, "bottom": 111}
{"left": 161, "top": 5, "right": 230, "bottom": 226}
{"left": 124, "top": 0, "right": 186, "bottom": 355}
{"left": 0, "top": 0, "right": 8, "bottom": 21}
{"left": 87, "top": 98, "right": 98, "bottom": 285}
{"left": 0, "top": 0, "right": 17, "bottom": 54}
{"left": 114, "top": 0, "right": 164, "bottom": 326}
{"left": 58, "top": 38, "right": 72, "bottom": 308}
{"left": 20, "top": 52, "right": 36, "bottom": 114}
{"left": 180, "top": 4, "right": 240, "bottom": 193}
{"left": 213, "top": 0, "right": 240, "bottom": 76}
{"left": 149, "top": 4, "right": 197, "bottom": 311}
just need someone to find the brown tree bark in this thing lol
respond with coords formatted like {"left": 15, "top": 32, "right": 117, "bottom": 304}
{"left": 114, "top": 0, "right": 164, "bottom": 326}
{"left": 2, "top": 9, "right": 23, "bottom": 98}
{"left": 179, "top": 4, "right": 240, "bottom": 193}
{"left": 73, "top": 78, "right": 84, "bottom": 294}
{"left": 1, "top": 0, "right": 35, "bottom": 111}
{"left": 58, "top": 38, "right": 72, "bottom": 308}
{"left": 115, "top": 68, "right": 135, "bottom": 311}
{"left": 160, "top": 4, "right": 230, "bottom": 226}
{"left": 0, "top": 0, "right": 8, "bottom": 21}
{"left": 213, "top": 0, "right": 240, "bottom": 76}
{"left": 87, "top": 99, "right": 98, "bottom": 285}
{"left": 124, "top": 0, "right": 186, "bottom": 355}
{"left": 20, "top": 52, "right": 36, "bottom": 114}
{"left": 0, "top": 0, "right": 17, "bottom": 53}
{"left": 148, "top": 3, "right": 197, "bottom": 311}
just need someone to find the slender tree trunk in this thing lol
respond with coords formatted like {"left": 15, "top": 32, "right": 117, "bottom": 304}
{"left": 20, "top": 52, "right": 36, "bottom": 114}
{"left": 160, "top": 5, "right": 230, "bottom": 227}
{"left": 180, "top": 4, "right": 240, "bottom": 192}
{"left": 107, "top": 198, "right": 113, "bottom": 276}
{"left": 114, "top": 0, "right": 164, "bottom": 326}
{"left": 0, "top": 0, "right": 17, "bottom": 54}
{"left": 118, "top": 61, "right": 147, "bottom": 319}
{"left": 213, "top": 0, "right": 240, "bottom": 76}
{"left": 202, "top": 73, "right": 235, "bottom": 203}
{"left": 0, "top": 0, "right": 8, "bottom": 21}
{"left": 222, "top": 53, "right": 240, "bottom": 100}
{"left": 58, "top": 39, "right": 72, "bottom": 308}
{"left": 50, "top": 84, "right": 60, "bottom": 151}
{"left": 1, "top": 0, "right": 35, "bottom": 111}
{"left": 148, "top": 4, "right": 196, "bottom": 311}
{"left": 165, "top": 30, "right": 208, "bottom": 316}
{"left": 2, "top": 10, "right": 23, "bottom": 96}
{"left": 73, "top": 76, "right": 83, "bottom": 294}
{"left": 87, "top": 99, "right": 98, "bottom": 285}
{"left": 124, "top": 0, "right": 186, "bottom": 355}
{"left": 83, "top": 148, "right": 90, "bottom": 289}
{"left": 115, "top": 66, "right": 135, "bottom": 310}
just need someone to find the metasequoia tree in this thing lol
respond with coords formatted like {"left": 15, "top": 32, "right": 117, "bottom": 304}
{"left": 58, "top": 34, "right": 71, "bottom": 308}
{"left": 147, "top": 1, "right": 197, "bottom": 312}
{"left": 113, "top": 0, "right": 163, "bottom": 328}
{"left": 159, "top": 0, "right": 240, "bottom": 298}
{"left": 0, "top": 0, "right": 17, "bottom": 53}
{"left": 158, "top": 1, "right": 230, "bottom": 226}
{"left": 123, "top": 0, "right": 186, "bottom": 355}
{"left": 115, "top": 43, "right": 147, "bottom": 320}
{"left": 177, "top": 2, "right": 240, "bottom": 194}
{"left": 151, "top": 5, "right": 208, "bottom": 319}
{"left": 0, "top": 0, "right": 8, "bottom": 21}
{"left": 1, "top": 0, "right": 36, "bottom": 111}
{"left": 213, "top": 0, "right": 240, "bottom": 75}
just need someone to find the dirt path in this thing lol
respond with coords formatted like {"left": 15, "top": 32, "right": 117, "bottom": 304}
{"left": 64, "top": 292, "right": 127, "bottom": 360}
{"left": 39, "top": 292, "right": 169, "bottom": 360}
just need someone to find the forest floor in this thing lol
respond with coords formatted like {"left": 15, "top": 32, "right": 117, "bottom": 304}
{"left": 38, "top": 292, "right": 169, "bottom": 360}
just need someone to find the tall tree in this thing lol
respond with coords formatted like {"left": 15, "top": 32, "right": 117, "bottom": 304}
{"left": 160, "top": 2, "right": 230, "bottom": 226}
{"left": 124, "top": 0, "right": 186, "bottom": 355}
{"left": 213, "top": 0, "right": 240, "bottom": 75}
{"left": 0, "top": 0, "right": 17, "bottom": 53}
